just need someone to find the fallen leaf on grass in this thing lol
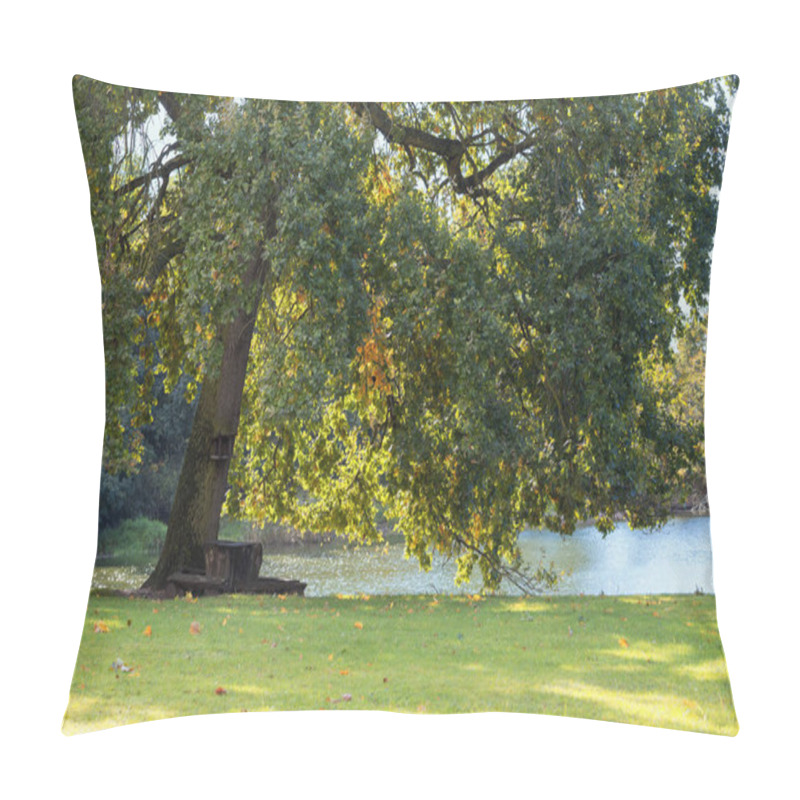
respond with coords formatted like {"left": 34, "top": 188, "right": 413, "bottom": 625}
{"left": 618, "top": 638, "right": 629, "bottom": 648}
{"left": 189, "top": 621, "right": 201, "bottom": 635}
{"left": 93, "top": 622, "right": 109, "bottom": 633}
{"left": 339, "top": 670, "right": 350, "bottom": 676}
{"left": 354, "top": 621, "right": 363, "bottom": 630}
{"left": 215, "top": 686, "right": 227, "bottom": 695}
{"left": 143, "top": 625, "right": 152, "bottom": 637}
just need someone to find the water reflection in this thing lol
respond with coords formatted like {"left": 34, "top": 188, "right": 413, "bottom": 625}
{"left": 91, "top": 516, "right": 714, "bottom": 597}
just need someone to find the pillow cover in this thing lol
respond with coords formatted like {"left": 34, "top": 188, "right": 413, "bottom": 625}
{"left": 64, "top": 75, "right": 738, "bottom": 735}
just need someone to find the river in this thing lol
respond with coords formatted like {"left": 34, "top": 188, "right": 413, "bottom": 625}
{"left": 92, "top": 515, "right": 714, "bottom": 596}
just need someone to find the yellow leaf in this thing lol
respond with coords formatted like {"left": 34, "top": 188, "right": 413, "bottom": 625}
{"left": 93, "top": 621, "right": 109, "bottom": 634}
{"left": 618, "top": 637, "right": 629, "bottom": 648}
{"left": 354, "top": 621, "right": 363, "bottom": 630}
{"left": 143, "top": 625, "right": 152, "bottom": 637}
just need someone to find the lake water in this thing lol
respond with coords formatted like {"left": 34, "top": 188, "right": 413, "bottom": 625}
{"left": 92, "top": 515, "right": 714, "bottom": 596}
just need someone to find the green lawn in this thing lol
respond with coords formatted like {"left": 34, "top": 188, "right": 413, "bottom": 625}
{"left": 63, "top": 592, "right": 737, "bottom": 735}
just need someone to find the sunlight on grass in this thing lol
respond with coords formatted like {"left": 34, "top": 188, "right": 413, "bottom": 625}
{"left": 536, "top": 678, "right": 736, "bottom": 735}
{"left": 674, "top": 658, "right": 732, "bottom": 682}
{"left": 598, "top": 641, "right": 693, "bottom": 664}
{"left": 502, "top": 599, "right": 551, "bottom": 614}
{"left": 64, "top": 694, "right": 102, "bottom": 716}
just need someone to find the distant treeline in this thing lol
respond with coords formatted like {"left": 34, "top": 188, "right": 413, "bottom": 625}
{"left": 99, "top": 374, "right": 196, "bottom": 536}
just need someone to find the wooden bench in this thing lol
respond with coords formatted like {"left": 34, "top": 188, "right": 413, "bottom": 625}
{"left": 167, "top": 541, "right": 306, "bottom": 596}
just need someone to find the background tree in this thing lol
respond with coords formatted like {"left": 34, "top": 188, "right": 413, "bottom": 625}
{"left": 98, "top": 373, "right": 196, "bottom": 534}
{"left": 73, "top": 76, "right": 736, "bottom": 592}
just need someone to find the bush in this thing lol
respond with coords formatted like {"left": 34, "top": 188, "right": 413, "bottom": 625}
{"left": 97, "top": 517, "right": 167, "bottom": 559}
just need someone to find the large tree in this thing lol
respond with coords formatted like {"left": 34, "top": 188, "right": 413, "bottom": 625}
{"left": 73, "top": 76, "right": 736, "bottom": 591}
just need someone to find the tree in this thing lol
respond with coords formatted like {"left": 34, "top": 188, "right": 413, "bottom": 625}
{"left": 641, "top": 312, "right": 710, "bottom": 512}
{"left": 73, "top": 76, "right": 737, "bottom": 591}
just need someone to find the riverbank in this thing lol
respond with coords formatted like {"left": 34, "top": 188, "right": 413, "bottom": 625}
{"left": 63, "top": 592, "right": 736, "bottom": 736}
{"left": 91, "top": 516, "right": 715, "bottom": 597}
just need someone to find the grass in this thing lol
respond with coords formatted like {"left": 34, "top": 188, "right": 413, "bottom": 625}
{"left": 63, "top": 592, "right": 737, "bottom": 736}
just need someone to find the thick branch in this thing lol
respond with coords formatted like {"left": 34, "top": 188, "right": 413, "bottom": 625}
{"left": 351, "top": 102, "right": 537, "bottom": 197}
{"left": 350, "top": 102, "right": 464, "bottom": 159}
{"left": 158, "top": 91, "right": 184, "bottom": 123}
{"left": 114, "top": 154, "right": 191, "bottom": 199}
{"left": 461, "top": 135, "right": 536, "bottom": 192}
{"left": 148, "top": 235, "right": 186, "bottom": 281}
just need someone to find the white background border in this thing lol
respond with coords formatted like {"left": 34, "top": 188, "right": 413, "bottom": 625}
{"left": 3, "top": 2, "right": 796, "bottom": 797}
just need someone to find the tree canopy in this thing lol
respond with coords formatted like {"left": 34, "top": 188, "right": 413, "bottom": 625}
{"left": 74, "top": 75, "right": 737, "bottom": 591}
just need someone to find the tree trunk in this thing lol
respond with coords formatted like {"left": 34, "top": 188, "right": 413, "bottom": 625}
{"left": 143, "top": 221, "right": 275, "bottom": 589}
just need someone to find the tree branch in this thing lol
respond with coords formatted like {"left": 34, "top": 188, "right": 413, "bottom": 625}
{"left": 350, "top": 102, "right": 464, "bottom": 159}
{"left": 114, "top": 154, "right": 191, "bottom": 199}
{"left": 351, "top": 102, "right": 537, "bottom": 198}
{"left": 158, "top": 91, "right": 184, "bottom": 123}
{"left": 148, "top": 235, "right": 185, "bottom": 281}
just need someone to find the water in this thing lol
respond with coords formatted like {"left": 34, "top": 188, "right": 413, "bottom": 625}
{"left": 517, "top": 515, "right": 713, "bottom": 596}
{"left": 92, "top": 515, "right": 714, "bottom": 596}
